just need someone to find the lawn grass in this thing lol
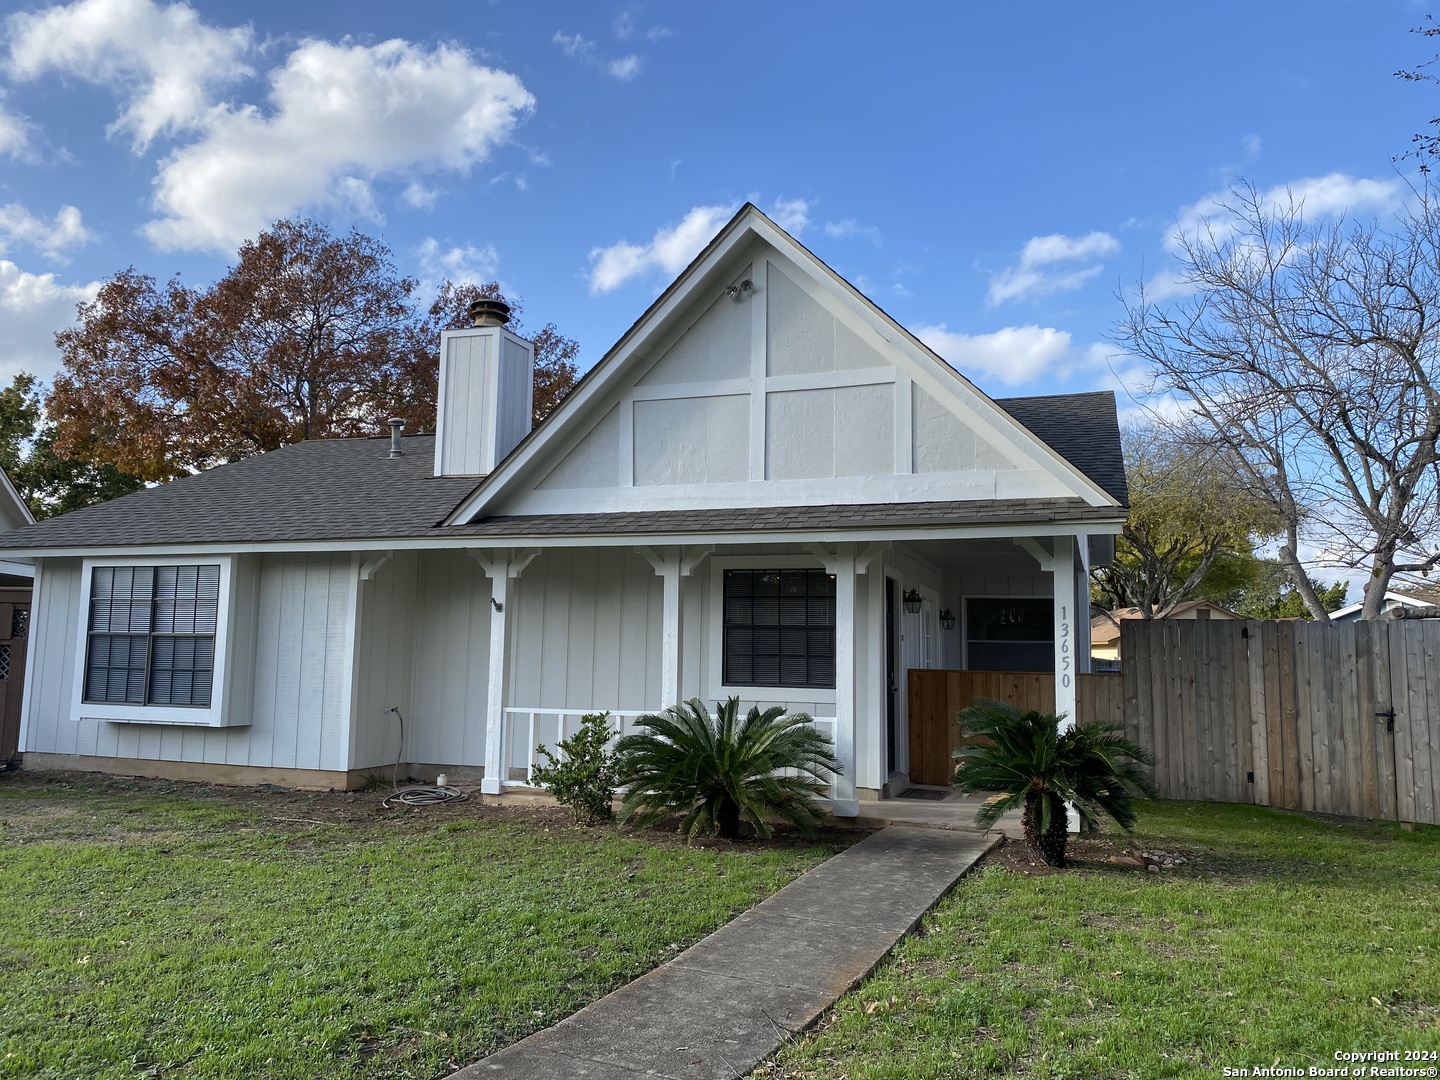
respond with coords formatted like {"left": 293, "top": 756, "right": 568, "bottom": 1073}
{"left": 0, "top": 772, "right": 846, "bottom": 1080}
{"left": 762, "top": 801, "right": 1440, "bottom": 1079}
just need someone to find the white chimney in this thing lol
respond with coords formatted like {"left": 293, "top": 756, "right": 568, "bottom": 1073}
{"left": 434, "top": 298, "right": 534, "bottom": 476}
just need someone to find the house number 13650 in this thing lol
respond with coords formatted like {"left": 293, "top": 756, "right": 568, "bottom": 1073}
{"left": 1058, "top": 604, "right": 1071, "bottom": 689}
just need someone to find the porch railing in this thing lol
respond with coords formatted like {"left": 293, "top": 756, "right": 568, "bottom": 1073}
{"left": 500, "top": 707, "right": 839, "bottom": 798}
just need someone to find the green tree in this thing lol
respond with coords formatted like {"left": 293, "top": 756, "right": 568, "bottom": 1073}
{"left": 1091, "top": 424, "right": 1281, "bottom": 617}
{"left": 0, "top": 373, "right": 144, "bottom": 519}
{"left": 51, "top": 218, "right": 581, "bottom": 482}
{"left": 1217, "top": 559, "right": 1349, "bottom": 620}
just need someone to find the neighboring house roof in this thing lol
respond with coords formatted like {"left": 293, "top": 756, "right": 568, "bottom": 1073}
{"left": 0, "top": 405, "right": 1125, "bottom": 552}
{"left": 1330, "top": 588, "right": 1440, "bottom": 620}
{"left": 1090, "top": 601, "right": 1241, "bottom": 646}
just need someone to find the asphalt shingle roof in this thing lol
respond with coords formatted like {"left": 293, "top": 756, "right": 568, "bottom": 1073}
{"left": 996, "top": 390, "right": 1128, "bottom": 505}
{"left": 0, "top": 390, "right": 1127, "bottom": 552}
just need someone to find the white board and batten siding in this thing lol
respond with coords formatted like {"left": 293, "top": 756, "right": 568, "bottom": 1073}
{"left": 436, "top": 326, "right": 534, "bottom": 477}
{"left": 493, "top": 245, "right": 1096, "bottom": 518}
{"left": 22, "top": 553, "right": 356, "bottom": 773}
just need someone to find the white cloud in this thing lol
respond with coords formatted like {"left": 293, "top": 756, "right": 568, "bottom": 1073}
{"left": 987, "top": 231, "right": 1119, "bottom": 306}
{"left": 768, "top": 197, "right": 810, "bottom": 235}
{"left": 588, "top": 203, "right": 735, "bottom": 294}
{"left": 1148, "top": 172, "right": 1408, "bottom": 300}
{"left": 5, "top": 0, "right": 253, "bottom": 152}
{"left": 552, "top": 31, "right": 594, "bottom": 61}
{"left": 1170, "top": 173, "right": 1405, "bottom": 256}
{"left": 823, "top": 218, "right": 881, "bottom": 244}
{"left": 0, "top": 98, "right": 33, "bottom": 159}
{"left": 403, "top": 181, "right": 437, "bottom": 209}
{"left": 606, "top": 54, "right": 642, "bottom": 81}
{"left": 913, "top": 323, "right": 1076, "bottom": 386}
{"left": 0, "top": 203, "right": 93, "bottom": 258}
{"left": 416, "top": 236, "right": 500, "bottom": 294}
{"left": 1241, "top": 134, "right": 1262, "bottom": 161}
{"left": 142, "top": 38, "right": 534, "bottom": 252}
{"left": 554, "top": 29, "right": 646, "bottom": 81}
{"left": 0, "top": 259, "right": 101, "bottom": 383}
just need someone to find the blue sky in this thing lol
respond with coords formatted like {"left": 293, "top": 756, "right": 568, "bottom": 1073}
{"left": 0, "top": 0, "right": 1431, "bottom": 414}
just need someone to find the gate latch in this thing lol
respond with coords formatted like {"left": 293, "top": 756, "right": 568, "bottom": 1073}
{"left": 1376, "top": 707, "right": 1396, "bottom": 732}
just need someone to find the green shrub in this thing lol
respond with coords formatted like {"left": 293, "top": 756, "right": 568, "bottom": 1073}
{"left": 531, "top": 712, "right": 617, "bottom": 824}
{"left": 951, "top": 700, "right": 1155, "bottom": 867}
{"left": 614, "top": 696, "right": 842, "bottom": 842}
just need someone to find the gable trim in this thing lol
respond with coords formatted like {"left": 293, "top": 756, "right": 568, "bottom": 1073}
{"left": 445, "top": 204, "right": 1119, "bottom": 523}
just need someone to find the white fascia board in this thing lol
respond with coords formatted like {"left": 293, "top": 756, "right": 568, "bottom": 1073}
{"left": 0, "top": 467, "right": 34, "bottom": 528}
{"left": 743, "top": 215, "right": 1121, "bottom": 510}
{"left": 0, "top": 558, "right": 35, "bottom": 578}
{"left": 4, "top": 518, "right": 1123, "bottom": 561}
{"left": 444, "top": 219, "right": 763, "bottom": 525}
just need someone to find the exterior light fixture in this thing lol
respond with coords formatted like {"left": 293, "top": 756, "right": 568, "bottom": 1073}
{"left": 903, "top": 588, "right": 923, "bottom": 614}
{"left": 939, "top": 608, "right": 956, "bottom": 631}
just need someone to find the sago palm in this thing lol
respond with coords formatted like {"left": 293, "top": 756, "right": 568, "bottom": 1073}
{"left": 613, "top": 697, "right": 842, "bottom": 841}
{"left": 950, "top": 700, "right": 1155, "bottom": 867}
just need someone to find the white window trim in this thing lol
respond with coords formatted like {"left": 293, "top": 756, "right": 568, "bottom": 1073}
{"left": 707, "top": 554, "right": 838, "bottom": 705}
{"left": 71, "top": 555, "right": 240, "bottom": 727}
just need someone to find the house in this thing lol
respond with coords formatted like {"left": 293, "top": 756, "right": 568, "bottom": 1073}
{"left": 1090, "top": 600, "right": 1240, "bottom": 664}
{"left": 0, "top": 466, "right": 35, "bottom": 764}
{"left": 1329, "top": 588, "right": 1440, "bottom": 622}
{"left": 0, "top": 205, "right": 1127, "bottom": 814}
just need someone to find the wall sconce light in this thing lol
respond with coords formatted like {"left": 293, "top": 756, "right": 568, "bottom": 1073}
{"left": 903, "top": 588, "right": 922, "bottom": 614}
{"left": 939, "top": 608, "right": 956, "bottom": 631}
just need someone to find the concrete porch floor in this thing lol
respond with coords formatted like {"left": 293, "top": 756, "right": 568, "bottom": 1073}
{"left": 849, "top": 787, "right": 1026, "bottom": 839}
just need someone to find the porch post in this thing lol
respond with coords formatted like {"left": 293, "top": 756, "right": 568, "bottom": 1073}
{"left": 833, "top": 544, "right": 859, "bottom": 816}
{"left": 1051, "top": 535, "right": 1077, "bottom": 731}
{"left": 637, "top": 547, "right": 712, "bottom": 709}
{"left": 1075, "top": 533, "right": 1092, "bottom": 675}
{"left": 471, "top": 549, "right": 540, "bottom": 795}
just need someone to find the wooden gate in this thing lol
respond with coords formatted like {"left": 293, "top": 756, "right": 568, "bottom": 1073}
{"left": 0, "top": 587, "right": 32, "bottom": 764}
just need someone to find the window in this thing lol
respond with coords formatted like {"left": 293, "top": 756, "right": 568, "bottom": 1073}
{"left": 84, "top": 565, "right": 220, "bottom": 707}
{"left": 965, "top": 597, "right": 1053, "bottom": 672}
{"left": 722, "top": 569, "right": 835, "bottom": 689}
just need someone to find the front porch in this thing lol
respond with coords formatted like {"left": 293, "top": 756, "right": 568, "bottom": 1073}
{"left": 349, "top": 528, "right": 1107, "bottom": 815}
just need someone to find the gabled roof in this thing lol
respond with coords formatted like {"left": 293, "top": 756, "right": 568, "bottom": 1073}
{"left": 0, "top": 402, "right": 1126, "bottom": 551}
{"left": 0, "top": 203, "right": 1130, "bottom": 555}
{"left": 0, "top": 436, "right": 477, "bottom": 549}
{"left": 444, "top": 203, "right": 1123, "bottom": 523}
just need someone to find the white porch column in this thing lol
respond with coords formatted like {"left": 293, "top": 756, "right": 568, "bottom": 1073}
{"left": 806, "top": 542, "right": 886, "bottom": 817}
{"left": 1051, "top": 535, "right": 1077, "bottom": 730}
{"left": 637, "top": 546, "right": 712, "bottom": 709}
{"left": 471, "top": 548, "right": 539, "bottom": 795}
{"left": 1017, "top": 535, "right": 1082, "bottom": 834}
{"left": 1076, "top": 533, "right": 1092, "bottom": 675}
{"left": 833, "top": 545, "right": 859, "bottom": 816}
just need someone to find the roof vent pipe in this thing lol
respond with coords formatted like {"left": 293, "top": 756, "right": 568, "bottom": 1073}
{"left": 388, "top": 418, "right": 404, "bottom": 457}
{"left": 467, "top": 297, "right": 511, "bottom": 327}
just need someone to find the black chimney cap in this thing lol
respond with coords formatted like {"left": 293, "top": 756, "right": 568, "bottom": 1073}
{"left": 467, "top": 297, "right": 512, "bottom": 327}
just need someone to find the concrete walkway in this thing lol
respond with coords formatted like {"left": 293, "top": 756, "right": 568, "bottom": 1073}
{"left": 452, "top": 826, "right": 995, "bottom": 1080}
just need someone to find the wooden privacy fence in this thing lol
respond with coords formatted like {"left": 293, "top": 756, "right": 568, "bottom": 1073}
{"left": 907, "top": 669, "right": 1121, "bottom": 787}
{"left": 1122, "top": 619, "right": 1440, "bottom": 826}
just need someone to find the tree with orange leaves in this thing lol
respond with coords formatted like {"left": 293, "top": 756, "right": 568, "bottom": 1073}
{"left": 51, "top": 219, "right": 580, "bottom": 483}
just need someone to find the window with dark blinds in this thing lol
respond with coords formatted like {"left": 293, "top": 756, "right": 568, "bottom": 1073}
{"left": 722, "top": 569, "right": 836, "bottom": 689}
{"left": 84, "top": 565, "right": 220, "bottom": 707}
